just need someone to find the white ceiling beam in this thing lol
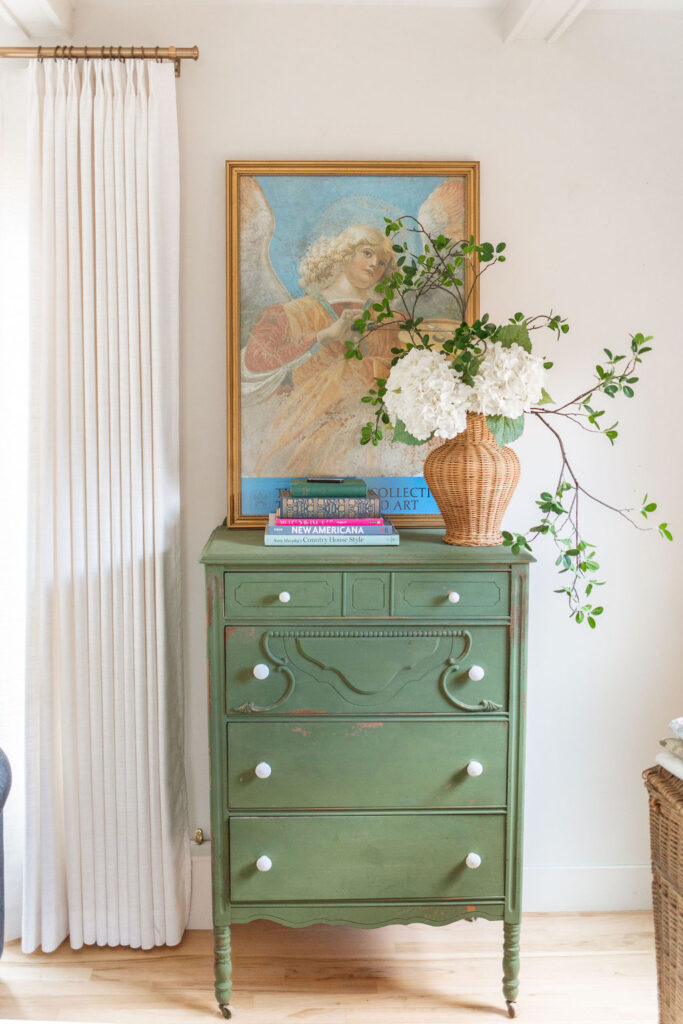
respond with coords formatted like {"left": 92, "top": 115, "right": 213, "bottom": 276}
{"left": 38, "top": 0, "right": 73, "bottom": 34}
{"left": 0, "top": 0, "right": 30, "bottom": 39}
{"left": 501, "top": 0, "right": 545, "bottom": 41}
{"left": 0, "top": 0, "right": 73, "bottom": 39}
{"left": 501, "top": 0, "right": 591, "bottom": 42}
{"left": 546, "top": 0, "right": 590, "bottom": 41}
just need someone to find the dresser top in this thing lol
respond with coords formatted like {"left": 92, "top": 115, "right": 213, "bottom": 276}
{"left": 200, "top": 527, "right": 535, "bottom": 568}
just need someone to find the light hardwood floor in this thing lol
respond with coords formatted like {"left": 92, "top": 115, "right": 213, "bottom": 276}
{"left": 0, "top": 912, "right": 658, "bottom": 1024}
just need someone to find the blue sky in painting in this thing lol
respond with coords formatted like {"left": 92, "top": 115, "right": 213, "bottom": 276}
{"left": 242, "top": 476, "right": 439, "bottom": 516}
{"left": 257, "top": 175, "right": 446, "bottom": 297}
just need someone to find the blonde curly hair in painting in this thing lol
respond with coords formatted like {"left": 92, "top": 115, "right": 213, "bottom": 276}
{"left": 298, "top": 224, "right": 397, "bottom": 292}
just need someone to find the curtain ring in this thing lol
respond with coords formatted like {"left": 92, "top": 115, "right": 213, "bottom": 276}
{"left": 155, "top": 45, "right": 162, "bottom": 64}
{"left": 100, "top": 45, "right": 105, "bottom": 59}
{"left": 83, "top": 45, "right": 88, "bottom": 60}
{"left": 118, "top": 45, "right": 124, "bottom": 63}
{"left": 37, "top": 45, "right": 43, "bottom": 63}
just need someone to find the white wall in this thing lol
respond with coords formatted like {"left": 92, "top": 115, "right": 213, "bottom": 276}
{"left": 67, "top": 1, "right": 683, "bottom": 922}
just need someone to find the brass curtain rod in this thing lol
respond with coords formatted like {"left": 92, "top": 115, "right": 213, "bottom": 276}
{"left": 0, "top": 45, "right": 199, "bottom": 77}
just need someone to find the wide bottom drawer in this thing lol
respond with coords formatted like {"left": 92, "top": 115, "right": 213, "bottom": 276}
{"left": 229, "top": 813, "right": 505, "bottom": 902}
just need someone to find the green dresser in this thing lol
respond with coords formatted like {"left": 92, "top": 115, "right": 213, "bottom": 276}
{"left": 201, "top": 527, "right": 533, "bottom": 1019}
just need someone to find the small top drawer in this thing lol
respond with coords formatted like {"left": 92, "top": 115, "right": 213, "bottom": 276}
{"left": 392, "top": 572, "right": 509, "bottom": 618}
{"left": 224, "top": 572, "right": 342, "bottom": 619}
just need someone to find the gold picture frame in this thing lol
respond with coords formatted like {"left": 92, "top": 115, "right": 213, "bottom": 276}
{"left": 226, "top": 160, "right": 480, "bottom": 528}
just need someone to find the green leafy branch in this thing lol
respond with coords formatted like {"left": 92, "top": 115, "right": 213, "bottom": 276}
{"left": 500, "top": 409, "right": 672, "bottom": 624}
{"left": 344, "top": 217, "right": 673, "bottom": 625}
{"left": 531, "top": 332, "right": 653, "bottom": 446}
{"left": 347, "top": 219, "right": 569, "bottom": 443}
{"left": 360, "top": 378, "right": 390, "bottom": 447}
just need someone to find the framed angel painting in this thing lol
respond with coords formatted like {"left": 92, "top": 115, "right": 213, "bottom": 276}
{"left": 226, "top": 160, "right": 480, "bottom": 527}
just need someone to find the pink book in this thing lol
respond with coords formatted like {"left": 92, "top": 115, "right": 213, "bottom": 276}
{"left": 275, "top": 516, "right": 383, "bottom": 526}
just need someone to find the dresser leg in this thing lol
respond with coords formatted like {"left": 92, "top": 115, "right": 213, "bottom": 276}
{"left": 214, "top": 924, "right": 233, "bottom": 1017}
{"left": 503, "top": 920, "right": 520, "bottom": 1016}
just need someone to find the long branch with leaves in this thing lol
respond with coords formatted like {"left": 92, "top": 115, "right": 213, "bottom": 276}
{"left": 343, "top": 217, "right": 673, "bottom": 626}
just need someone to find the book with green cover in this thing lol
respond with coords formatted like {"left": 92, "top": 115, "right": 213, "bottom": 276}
{"left": 279, "top": 489, "right": 380, "bottom": 518}
{"left": 290, "top": 477, "right": 367, "bottom": 498}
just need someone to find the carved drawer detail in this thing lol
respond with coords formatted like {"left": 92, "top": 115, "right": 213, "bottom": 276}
{"left": 225, "top": 626, "right": 508, "bottom": 715}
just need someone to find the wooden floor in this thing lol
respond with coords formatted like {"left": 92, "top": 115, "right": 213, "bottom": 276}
{"left": 0, "top": 912, "right": 658, "bottom": 1024}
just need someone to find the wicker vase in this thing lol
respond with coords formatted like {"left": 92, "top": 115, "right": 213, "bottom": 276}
{"left": 423, "top": 412, "right": 521, "bottom": 546}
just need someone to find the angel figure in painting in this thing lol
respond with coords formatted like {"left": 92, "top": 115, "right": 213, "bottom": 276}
{"left": 238, "top": 177, "right": 466, "bottom": 479}
{"left": 242, "top": 224, "right": 401, "bottom": 475}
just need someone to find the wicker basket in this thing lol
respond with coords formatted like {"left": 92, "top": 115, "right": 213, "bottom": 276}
{"left": 643, "top": 765, "right": 683, "bottom": 1024}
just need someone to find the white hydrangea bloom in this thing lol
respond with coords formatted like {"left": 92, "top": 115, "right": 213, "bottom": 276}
{"left": 384, "top": 348, "right": 473, "bottom": 441}
{"left": 469, "top": 342, "right": 545, "bottom": 418}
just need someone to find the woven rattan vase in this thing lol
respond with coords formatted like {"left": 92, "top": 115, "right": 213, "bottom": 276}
{"left": 424, "top": 412, "right": 521, "bottom": 546}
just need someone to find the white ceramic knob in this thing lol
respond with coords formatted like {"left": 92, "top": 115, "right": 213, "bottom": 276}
{"left": 448, "top": 590, "right": 461, "bottom": 604}
{"left": 253, "top": 663, "right": 270, "bottom": 680}
{"left": 255, "top": 761, "right": 272, "bottom": 779}
{"left": 256, "top": 855, "right": 272, "bottom": 872}
{"left": 467, "top": 760, "right": 484, "bottom": 777}
{"left": 278, "top": 591, "right": 291, "bottom": 603}
{"left": 466, "top": 852, "right": 482, "bottom": 870}
{"left": 468, "top": 665, "right": 485, "bottom": 682}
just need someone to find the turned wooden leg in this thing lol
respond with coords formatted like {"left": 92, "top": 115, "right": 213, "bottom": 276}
{"left": 214, "top": 924, "right": 232, "bottom": 1018}
{"left": 503, "top": 920, "right": 520, "bottom": 1017}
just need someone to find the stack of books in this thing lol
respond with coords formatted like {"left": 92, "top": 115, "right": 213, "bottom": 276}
{"left": 265, "top": 477, "right": 399, "bottom": 546}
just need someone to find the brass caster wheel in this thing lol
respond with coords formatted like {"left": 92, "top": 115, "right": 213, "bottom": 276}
{"left": 219, "top": 1005, "right": 232, "bottom": 1019}
{"left": 506, "top": 1000, "right": 518, "bottom": 1018}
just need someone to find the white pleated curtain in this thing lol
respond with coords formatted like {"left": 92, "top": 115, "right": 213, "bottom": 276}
{"left": 23, "top": 58, "right": 190, "bottom": 953}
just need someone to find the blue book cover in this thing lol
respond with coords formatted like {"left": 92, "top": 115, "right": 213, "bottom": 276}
{"left": 263, "top": 534, "right": 399, "bottom": 546}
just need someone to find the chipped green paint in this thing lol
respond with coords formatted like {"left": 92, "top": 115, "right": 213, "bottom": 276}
{"left": 226, "top": 719, "right": 508, "bottom": 810}
{"left": 224, "top": 625, "right": 509, "bottom": 715}
{"left": 201, "top": 528, "right": 532, "bottom": 1016}
{"left": 230, "top": 813, "right": 506, "bottom": 902}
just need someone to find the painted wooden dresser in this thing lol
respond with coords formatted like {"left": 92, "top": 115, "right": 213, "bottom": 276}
{"left": 201, "top": 527, "right": 533, "bottom": 1019}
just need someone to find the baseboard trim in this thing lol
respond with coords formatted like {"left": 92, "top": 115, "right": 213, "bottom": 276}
{"left": 522, "top": 864, "right": 653, "bottom": 912}
{"left": 188, "top": 854, "right": 213, "bottom": 929}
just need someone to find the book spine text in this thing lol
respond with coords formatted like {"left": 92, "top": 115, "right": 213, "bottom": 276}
{"left": 275, "top": 517, "right": 383, "bottom": 526}
{"left": 280, "top": 496, "right": 381, "bottom": 516}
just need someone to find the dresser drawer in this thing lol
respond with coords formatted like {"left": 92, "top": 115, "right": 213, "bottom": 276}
{"left": 392, "top": 572, "right": 509, "bottom": 618}
{"left": 224, "top": 572, "right": 342, "bottom": 619}
{"left": 229, "top": 813, "right": 505, "bottom": 902}
{"left": 225, "top": 625, "right": 509, "bottom": 715}
{"left": 227, "top": 720, "right": 508, "bottom": 809}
